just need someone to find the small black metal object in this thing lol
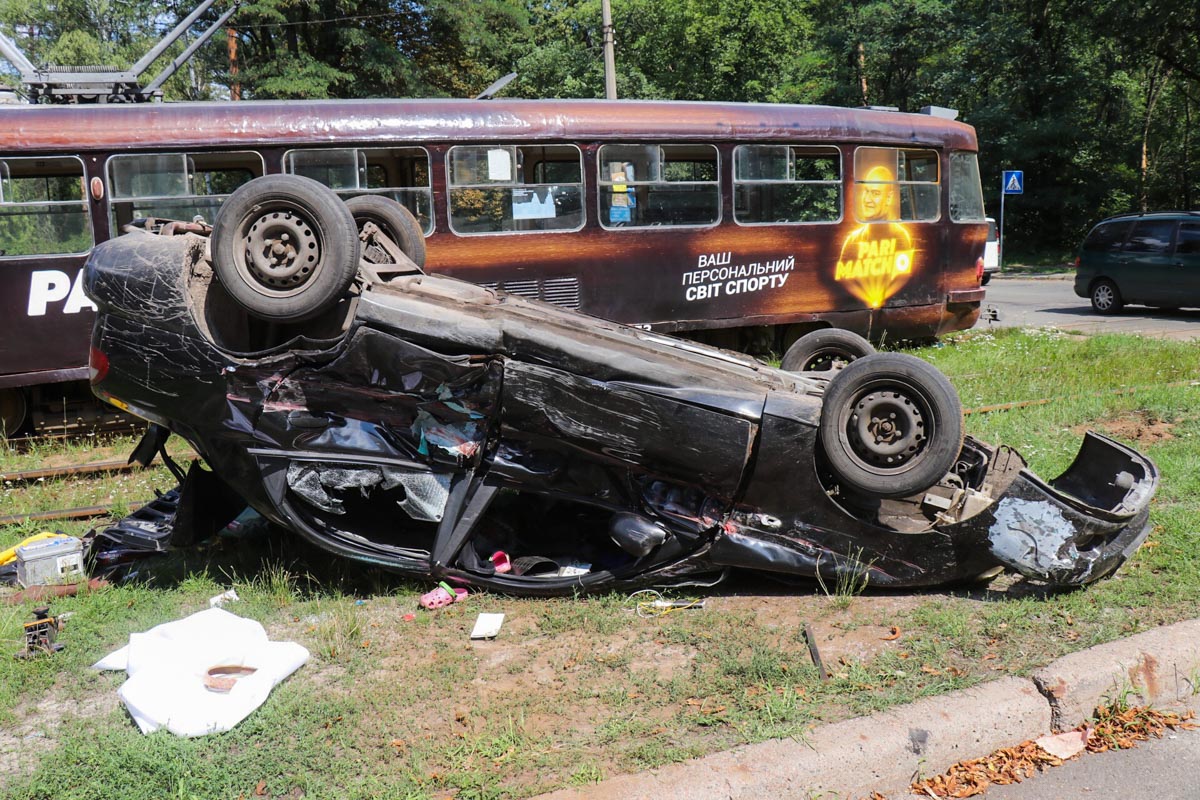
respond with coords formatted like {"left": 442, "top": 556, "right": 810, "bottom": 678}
{"left": 803, "top": 623, "right": 828, "bottom": 681}
{"left": 17, "top": 605, "right": 64, "bottom": 658}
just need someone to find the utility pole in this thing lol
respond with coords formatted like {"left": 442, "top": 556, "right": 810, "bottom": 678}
{"left": 227, "top": 26, "right": 240, "bottom": 101}
{"left": 601, "top": 0, "right": 616, "bottom": 100}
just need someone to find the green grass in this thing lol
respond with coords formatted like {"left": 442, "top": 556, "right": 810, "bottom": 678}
{"left": 2, "top": 329, "right": 1199, "bottom": 799}
{"left": 1001, "top": 250, "right": 1076, "bottom": 269}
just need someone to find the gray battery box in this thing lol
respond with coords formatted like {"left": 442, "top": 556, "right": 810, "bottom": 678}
{"left": 16, "top": 536, "right": 85, "bottom": 587}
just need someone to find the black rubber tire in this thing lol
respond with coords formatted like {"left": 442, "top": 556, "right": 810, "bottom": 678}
{"left": 781, "top": 329, "right": 876, "bottom": 373}
{"left": 819, "top": 353, "right": 964, "bottom": 499}
{"left": 344, "top": 195, "right": 427, "bottom": 269}
{"left": 981, "top": 273, "right": 992, "bottom": 286}
{"left": 210, "top": 174, "right": 360, "bottom": 323}
{"left": 1090, "top": 279, "right": 1123, "bottom": 315}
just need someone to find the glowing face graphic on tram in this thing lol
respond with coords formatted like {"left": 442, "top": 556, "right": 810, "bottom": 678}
{"left": 835, "top": 164, "right": 916, "bottom": 309}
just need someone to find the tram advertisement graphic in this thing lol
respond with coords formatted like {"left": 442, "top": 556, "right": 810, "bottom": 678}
{"left": 835, "top": 155, "right": 916, "bottom": 309}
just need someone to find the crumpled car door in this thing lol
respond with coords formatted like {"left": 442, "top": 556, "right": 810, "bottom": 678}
{"left": 249, "top": 326, "right": 501, "bottom": 571}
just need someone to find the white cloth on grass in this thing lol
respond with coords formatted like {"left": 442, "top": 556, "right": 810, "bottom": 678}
{"left": 94, "top": 607, "right": 309, "bottom": 737}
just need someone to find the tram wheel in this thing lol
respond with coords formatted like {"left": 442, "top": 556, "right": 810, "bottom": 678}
{"left": 210, "top": 175, "right": 360, "bottom": 323}
{"left": 344, "top": 195, "right": 426, "bottom": 271}
{"left": 0, "top": 388, "right": 29, "bottom": 438}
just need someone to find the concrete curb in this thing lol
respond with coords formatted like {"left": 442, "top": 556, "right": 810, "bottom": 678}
{"left": 533, "top": 618, "right": 1200, "bottom": 800}
{"left": 1032, "top": 618, "right": 1200, "bottom": 732}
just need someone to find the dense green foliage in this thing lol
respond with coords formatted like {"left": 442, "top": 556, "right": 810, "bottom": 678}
{"left": 1, "top": 0, "right": 1197, "bottom": 253}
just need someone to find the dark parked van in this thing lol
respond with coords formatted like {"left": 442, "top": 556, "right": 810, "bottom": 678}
{"left": 1075, "top": 212, "right": 1200, "bottom": 313}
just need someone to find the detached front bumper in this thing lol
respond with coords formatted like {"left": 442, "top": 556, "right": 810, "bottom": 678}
{"left": 986, "top": 432, "right": 1158, "bottom": 585}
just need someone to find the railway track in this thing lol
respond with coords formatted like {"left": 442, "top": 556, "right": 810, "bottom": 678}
{"left": 0, "top": 502, "right": 146, "bottom": 527}
{"left": 2, "top": 452, "right": 195, "bottom": 526}
{"left": 1, "top": 458, "right": 141, "bottom": 484}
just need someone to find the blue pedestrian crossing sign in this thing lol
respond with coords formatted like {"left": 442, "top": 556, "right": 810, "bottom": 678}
{"left": 1003, "top": 170, "right": 1024, "bottom": 194}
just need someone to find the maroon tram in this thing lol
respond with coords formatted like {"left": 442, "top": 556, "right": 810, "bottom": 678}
{"left": 0, "top": 98, "right": 988, "bottom": 434}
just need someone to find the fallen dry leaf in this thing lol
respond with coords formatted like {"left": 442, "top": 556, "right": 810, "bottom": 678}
{"left": 1087, "top": 704, "right": 1196, "bottom": 753}
{"left": 1035, "top": 728, "right": 1089, "bottom": 760}
{"left": 881, "top": 625, "right": 902, "bottom": 641}
{"left": 913, "top": 704, "right": 1197, "bottom": 798}
{"left": 254, "top": 780, "right": 268, "bottom": 796}
{"left": 912, "top": 740, "right": 1061, "bottom": 797}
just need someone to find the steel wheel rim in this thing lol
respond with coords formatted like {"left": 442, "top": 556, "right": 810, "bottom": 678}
{"left": 238, "top": 206, "right": 323, "bottom": 297}
{"left": 803, "top": 346, "right": 857, "bottom": 372}
{"left": 1094, "top": 284, "right": 1114, "bottom": 310}
{"left": 837, "top": 383, "right": 931, "bottom": 474}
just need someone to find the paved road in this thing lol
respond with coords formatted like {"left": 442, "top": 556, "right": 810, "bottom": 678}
{"left": 982, "top": 703, "right": 1200, "bottom": 800}
{"left": 979, "top": 275, "right": 1200, "bottom": 340}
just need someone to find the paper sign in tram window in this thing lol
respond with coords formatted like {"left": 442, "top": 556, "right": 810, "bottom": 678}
{"left": 487, "top": 149, "right": 512, "bottom": 181}
{"left": 512, "top": 188, "right": 557, "bottom": 220}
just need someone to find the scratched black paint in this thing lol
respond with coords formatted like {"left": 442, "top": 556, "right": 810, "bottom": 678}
{"left": 84, "top": 231, "right": 1159, "bottom": 594}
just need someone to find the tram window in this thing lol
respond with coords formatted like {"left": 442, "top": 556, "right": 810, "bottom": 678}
{"left": 853, "top": 147, "right": 940, "bottom": 223}
{"left": 949, "top": 152, "right": 986, "bottom": 222}
{"left": 0, "top": 156, "right": 91, "bottom": 257}
{"left": 598, "top": 144, "right": 719, "bottom": 229}
{"left": 285, "top": 147, "right": 433, "bottom": 234}
{"left": 107, "top": 151, "right": 264, "bottom": 229}
{"left": 447, "top": 144, "right": 583, "bottom": 236}
{"left": 734, "top": 145, "right": 841, "bottom": 224}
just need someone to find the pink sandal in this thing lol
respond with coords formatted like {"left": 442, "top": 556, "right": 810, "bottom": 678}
{"left": 419, "top": 581, "right": 468, "bottom": 610}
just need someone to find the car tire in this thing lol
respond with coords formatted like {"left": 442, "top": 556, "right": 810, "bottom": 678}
{"left": 981, "top": 273, "right": 992, "bottom": 286}
{"left": 344, "top": 195, "right": 427, "bottom": 270}
{"left": 819, "top": 353, "right": 963, "bottom": 499}
{"left": 1090, "top": 279, "right": 1123, "bottom": 315}
{"left": 210, "top": 174, "right": 360, "bottom": 323}
{"left": 780, "top": 329, "right": 876, "bottom": 373}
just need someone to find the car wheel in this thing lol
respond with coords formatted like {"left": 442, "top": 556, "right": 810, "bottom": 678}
{"left": 819, "top": 353, "right": 964, "bottom": 499}
{"left": 981, "top": 273, "right": 992, "bottom": 286}
{"left": 344, "top": 195, "right": 427, "bottom": 270}
{"left": 780, "top": 329, "right": 875, "bottom": 373}
{"left": 210, "top": 175, "right": 360, "bottom": 323}
{"left": 1090, "top": 279, "right": 1123, "bottom": 315}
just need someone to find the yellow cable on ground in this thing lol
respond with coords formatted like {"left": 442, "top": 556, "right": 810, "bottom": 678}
{"left": 0, "top": 531, "right": 70, "bottom": 566}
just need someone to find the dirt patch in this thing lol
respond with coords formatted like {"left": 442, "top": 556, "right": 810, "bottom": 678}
{"left": 806, "top": 622, "right": 904, "bottom": 665}
{"left": 1074, "top": 411, "right": 1175, "bottom": 448}
{"left": 0, "top": 674, "right": 121, "bottom": 790}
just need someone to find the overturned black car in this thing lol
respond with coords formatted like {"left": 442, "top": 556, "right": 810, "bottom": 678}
{"left": 84, "top": 176, "right": 1157, "bottom": 594}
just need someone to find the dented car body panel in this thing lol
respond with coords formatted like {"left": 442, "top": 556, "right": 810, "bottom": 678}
{"left": 85, "top": 232, "right": 1159, "bottom": 593}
